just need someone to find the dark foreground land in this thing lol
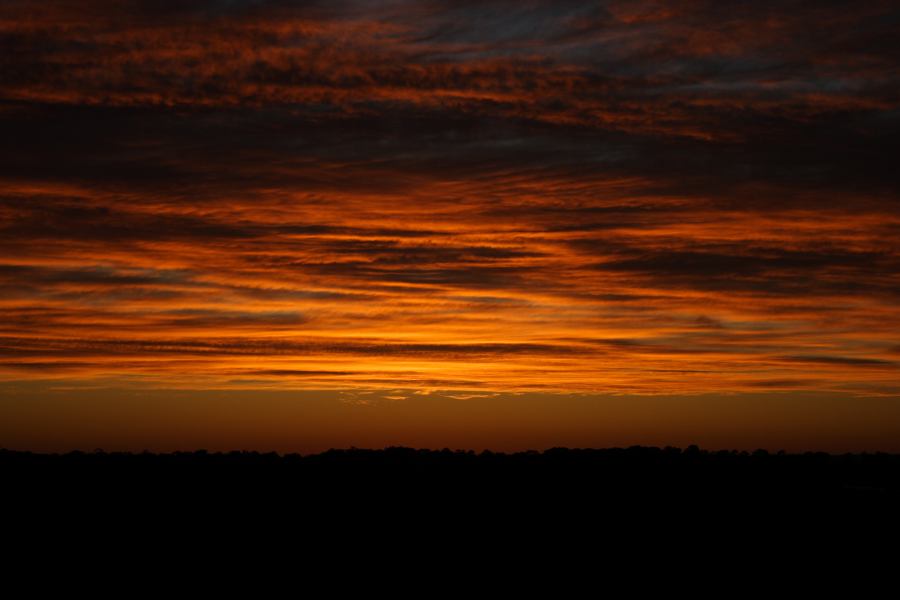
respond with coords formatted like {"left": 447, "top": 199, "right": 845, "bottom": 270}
{"left": 4, "top": 445, "right": 899, "bottom": 498}
{"left": 5, "top": 445, "right": 900, "bottom": 545}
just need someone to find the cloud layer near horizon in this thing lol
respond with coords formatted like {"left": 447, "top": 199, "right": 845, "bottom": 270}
{"left": 2, "top": 0, "right": 899, "bottom": 399}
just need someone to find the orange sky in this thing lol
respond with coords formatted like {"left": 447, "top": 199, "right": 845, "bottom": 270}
{"left": 1, "top": 1, "right": 899, "bottom": 452}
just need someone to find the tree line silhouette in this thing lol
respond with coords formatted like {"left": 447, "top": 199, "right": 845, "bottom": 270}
{"left": 3, "top": 445, "right": 898, "bottom": 499}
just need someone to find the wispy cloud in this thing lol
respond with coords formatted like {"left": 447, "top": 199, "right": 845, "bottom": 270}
{"left": 1, "top": 0, "right": 898, "bottom": 399}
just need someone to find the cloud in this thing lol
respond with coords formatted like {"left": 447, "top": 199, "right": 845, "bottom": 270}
{"left": 0, "top": 0, "right": 898, "bottom": 397}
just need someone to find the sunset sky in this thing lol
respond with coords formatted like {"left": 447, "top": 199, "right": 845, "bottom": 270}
{"left": 2, "top": 0, "right": 899, "bottom": 453}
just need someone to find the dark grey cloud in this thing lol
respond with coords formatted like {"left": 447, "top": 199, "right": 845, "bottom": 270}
{"left": 778, "top": 355, "right": 897, "bottom": 368}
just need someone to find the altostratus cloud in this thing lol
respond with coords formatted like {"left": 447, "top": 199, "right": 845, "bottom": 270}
{"left": 0, "top": 0, "right": 898, "bottom": 396}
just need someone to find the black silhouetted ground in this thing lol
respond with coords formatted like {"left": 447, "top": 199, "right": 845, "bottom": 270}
{"left": 5, "top": 445, "right": 899, "bottom": 544}
{"left": 4, "top": 445, "right": 899, "bottom": 498}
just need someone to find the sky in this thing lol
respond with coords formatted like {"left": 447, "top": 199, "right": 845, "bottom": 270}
{"left": 1, "top": 0, "right": 899, "bottom": 453}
